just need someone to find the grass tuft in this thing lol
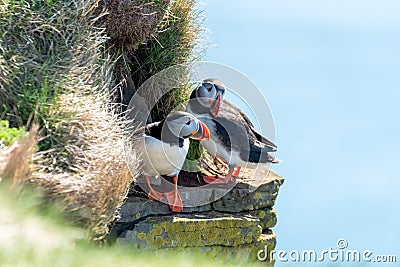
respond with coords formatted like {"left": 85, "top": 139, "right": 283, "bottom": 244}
{"left": 0, "top": 0, "right": 140, "bottom": 241}
{"left": 31, "top": 91, "right": 138, "bottom": 241}
{"left": 0, "top": 1, "right": 80, "bottom": 127}
{"left": 0, "top": 0, "right": 206, "bottom": 243}
{"left": 95, "top": 0, "right": 171, "bottom": 50}
{"left": 109, "top": 0, "right": 205, "bottom": 120}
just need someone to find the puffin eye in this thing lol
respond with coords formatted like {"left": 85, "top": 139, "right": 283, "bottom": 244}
{"left": 203, "top": 83, "right": 212, "bottom": 92}
{"left": 185, "top": 120, "right": 191, "bottom": 125}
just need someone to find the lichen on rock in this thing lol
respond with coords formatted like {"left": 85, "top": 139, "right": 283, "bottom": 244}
{"left": 118, "top": 212, "right": 262, "bottom": 248}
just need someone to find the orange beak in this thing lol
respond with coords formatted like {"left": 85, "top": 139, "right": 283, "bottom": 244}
{"left": 190, "top": 121, "right": 210, "bottom": 140}
{"left": 210, "top": 93, "right": 221, "bottom": 118}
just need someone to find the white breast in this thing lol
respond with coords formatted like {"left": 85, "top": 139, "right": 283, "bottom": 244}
{"left": 136, "top": 135, "right": 189, "bottom": 177}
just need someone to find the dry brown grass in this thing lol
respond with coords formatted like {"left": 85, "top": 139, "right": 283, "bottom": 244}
{"left": 0, "top": 1, "right": 100, "bottom": 127}
{"left": 0, "top": 0, "right": 204, "bottom": 242}
{"left": 31, "top": 91, "right": 139, "bottom": 241}
{"left": 31, "top": 90, "right": 139, "bottom": 241}
{"left": 95, "top": 0, "right": 171, "bottom": 50}
{"left": 1, "top": 0, "right": 140, "bottom": 241}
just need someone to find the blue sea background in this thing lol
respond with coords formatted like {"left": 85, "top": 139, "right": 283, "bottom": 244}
{"left": 199, "top": 0, "right": 400, "bottom": 265}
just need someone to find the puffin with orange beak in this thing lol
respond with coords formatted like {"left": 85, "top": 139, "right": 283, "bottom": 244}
{"left": 186, "top": 78, "right": 225, "bottom": 118}
{"left": 137, "top": 111, "right": 210, "bottom": 212}
{"left": 186, "top": 79, "right": 280, "bottom": 184}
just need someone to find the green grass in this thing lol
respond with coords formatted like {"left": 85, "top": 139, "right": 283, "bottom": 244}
{"left": 127, "top": 0, "right": 204, "bottom": 121}
{"left": 130, "top": 0, "right": 200, "bottom": 85}
{"left": 0, "top": 0, "right": 135, "bottom": 243}
{"left": 0, "top": 120, "right": 25, "bottom": 146}
{"left": 182, "top": 140, "right": 204, "bottom": 172}
{"left": 0, "top": 0, "right": 207, "bottom": 249}
{"left": 0, "top": 0, "right": 108, "bottom": 146}
{"left": 0, "top": 0, "right": 76, "bottom": 158}
{"left": 0, "top": 0, "right": 68, "bottom": 127}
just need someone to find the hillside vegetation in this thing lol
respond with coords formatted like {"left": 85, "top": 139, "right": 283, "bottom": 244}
{"left": 0, "top": 186, "right": 240, "bottom": 267}
{"left": 0, "top": 0, "right": 202, "bottom": 242}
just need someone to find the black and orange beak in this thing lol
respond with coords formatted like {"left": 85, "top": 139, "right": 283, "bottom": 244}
{"left": 190, "top": 121, "right": 210, "bottom": 140}
{"left": 210, "top": 93, "right": 221, "bottom": 118}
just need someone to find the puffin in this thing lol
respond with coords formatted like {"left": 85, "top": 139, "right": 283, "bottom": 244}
{"left": 186, "top": 78, "right": 280, "bottom": 184}
{"left": 136, "top": 111, "right": 210, "bottom": 212}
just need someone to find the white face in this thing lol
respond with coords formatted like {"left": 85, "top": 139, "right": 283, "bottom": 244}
{"left": 195, "top": 82, "right": 218, "bottom": 108}
{"left": 165, "top": 113, "right": 199, "bottom": 138}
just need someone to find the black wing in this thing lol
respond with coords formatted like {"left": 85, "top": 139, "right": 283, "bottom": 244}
{"left": 144, "top": 120, "right": 163, "bottom": 140}
{"left": 223, "top": 101, "right": 277, "bottom": 151}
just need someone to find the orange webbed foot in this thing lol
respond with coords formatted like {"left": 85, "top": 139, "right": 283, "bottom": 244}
{"left": 232, "top": 166, "right": 241, "bottom": 177}
{"left": 203, "top": 174, "right": 233, "bottom": 184}
{"left": 148, "top": 189, "right": 165, "bottom": 201}
{"left": 165, "top": 190, "right": 183, "bottom": 212}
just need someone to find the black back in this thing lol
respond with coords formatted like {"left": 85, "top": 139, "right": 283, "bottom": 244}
{"left": 212, "top": 100, "right": 277, "bottom": 163}
{"left": 145, "top": 120, "right": 184, "bottom": 147}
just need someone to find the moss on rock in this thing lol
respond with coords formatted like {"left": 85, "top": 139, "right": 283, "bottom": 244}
{"left": 244, "top": 209, "right": 277, "bottom": 230}
{"left": 118, "top": 212, "right": 262, "bottom": 248}
{"left": 129, "top": 231, "right": 276, "bottom": 264}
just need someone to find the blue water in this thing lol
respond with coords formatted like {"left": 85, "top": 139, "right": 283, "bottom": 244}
{"left": 200, "top": 1, "right": 400, "bottom": 265}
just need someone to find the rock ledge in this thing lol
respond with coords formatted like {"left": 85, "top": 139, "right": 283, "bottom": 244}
{"left": 113, "top": 168, "right": 283, "bottom": 264}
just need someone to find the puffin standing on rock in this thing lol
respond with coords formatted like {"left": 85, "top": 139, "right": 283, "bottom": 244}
{"left": 136, "top": 111, "right": 210, "bottom": 212}
{"left": 186, "top": 79, "right": 280, "bottom": 184}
